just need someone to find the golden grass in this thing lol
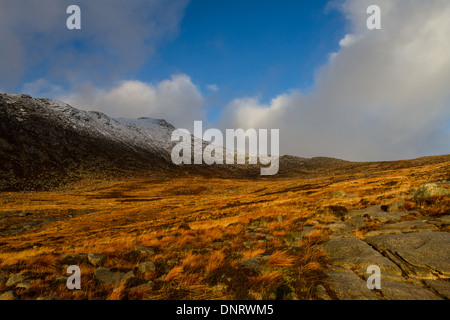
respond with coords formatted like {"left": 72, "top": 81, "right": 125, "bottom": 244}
{"left": 0, "top": 156, "right": 448, "bottom": 299}
{"left": 250, "top": 271, "right": 284, "bottom": 288}
{"left": 165, "top": 266, "right": 184, "bottom": 283}
{"left": 268, "top": 251, "right": 296, "bottom": 267}
{"left": 205, "top": 251, "right": 226, "bottom": 273}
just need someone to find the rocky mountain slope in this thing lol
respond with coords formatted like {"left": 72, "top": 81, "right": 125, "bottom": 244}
{"left": 0, "top": 93, "right": 186, "bottom": 190}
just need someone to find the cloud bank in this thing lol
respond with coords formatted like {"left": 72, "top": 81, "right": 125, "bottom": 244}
{"left": 218, "top": 0, "right": 450, "bottom": 161}
{"left": 61, "top": 75, "right": 205, "bottom": 129}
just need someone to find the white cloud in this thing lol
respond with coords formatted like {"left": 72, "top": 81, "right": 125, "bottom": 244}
{"left": 339, "top": 34, "right": 358, "bottom": 48}
{"left": 207, "top": 84, "right": 219, "bottom": 92}
{"left": 59, "top": 74, "right": 205, "bottom": 129}
{"left": 216, "top": 0, "right": 450, "bottom": 161}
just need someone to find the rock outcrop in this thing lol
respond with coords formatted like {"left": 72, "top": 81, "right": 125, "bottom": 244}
{"left": 320, "top": 203, "right": 450, "bottom": 300}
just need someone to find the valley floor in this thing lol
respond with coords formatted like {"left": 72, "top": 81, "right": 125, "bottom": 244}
{"left": 0, "top": 156, "right": 449, "bottom": 300}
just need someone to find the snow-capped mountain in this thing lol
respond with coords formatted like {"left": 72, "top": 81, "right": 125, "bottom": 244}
{"left": 0, "top": 93, "right": 179, "bottom": 190}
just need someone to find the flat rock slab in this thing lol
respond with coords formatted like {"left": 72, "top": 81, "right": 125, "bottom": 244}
{"left": 424, "top": 279, "right": 450, "bottom": 299}
{"left": 325, "top": 223, "right": 352, "bottom": 234}
{"left": 365, "top": 232, "right": 450, "bottom": 279}
{"left": 320, "top": 237, "right": 402, "bottom": 276}
{"left": 375, "top": 276, "right": 441, "bottom": 300}
{"left": 381, "top": 219, "right": 437, "bottom": 231}
{"left": 347, "top": 205, "right": 408, "bottom": 222}
{"left": 365, "top": 219, "right": 437, "bottom": 237}
{"left": 325, "top": 267, "right": 379, "bottom": 300}
{"left": 344, "top": 216, "right": 367, "bottom": 230}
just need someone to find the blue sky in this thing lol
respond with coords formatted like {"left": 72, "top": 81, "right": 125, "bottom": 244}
{"left": 138, "top": 0, "right": 347, "bottom": 121}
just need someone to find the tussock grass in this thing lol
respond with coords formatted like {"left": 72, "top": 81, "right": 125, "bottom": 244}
{"left": 1, "top": 156, "right": 449, "bottom": 299}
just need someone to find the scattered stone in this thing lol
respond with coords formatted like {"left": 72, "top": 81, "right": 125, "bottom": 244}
{"left": 6, "top": 273, "right": 28, "bottom": 287}
{"left": 135, "top": 246, "right": 155, "bottom": 256}
{"left": 238, "top": 258, "right": 260, "bottom": 270}
{"left": 0, "top": 291, "right": 19, "bottom": 300}
{"left": 88, "top": 253, "right": 107, "bottom": 267}
{"left": 16, "top": 281, "right": 31, "bottom": 289}
{"left": 414, "top": 183, "right": 450, "bottom": 201}
{"left": 138, "top": 261, "right": 156, "bottom": 274}
{"left": 121, "top": 271, "right": 135, "bottom": 284}
{"left": 94, "top": 267, "right": 125, "bottom": 286}
{"left": 330, "top": 191, "right": 347, "bottom": 198}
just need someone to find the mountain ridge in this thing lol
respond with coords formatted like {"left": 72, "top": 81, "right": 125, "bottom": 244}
{"left": 1, "top": 93, "right": 449, "bottom": 191}
{"left": 0, "top": 93, "right": 179, "bottom": 190}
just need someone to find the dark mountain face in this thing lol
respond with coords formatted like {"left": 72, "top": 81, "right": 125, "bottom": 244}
{"left": 0, "top": 94, "right": 178, "bottom": 190}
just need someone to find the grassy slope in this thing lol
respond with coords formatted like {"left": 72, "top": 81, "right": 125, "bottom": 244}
{"left": 0, "top": 155, "right": 449, "bottom": 299}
